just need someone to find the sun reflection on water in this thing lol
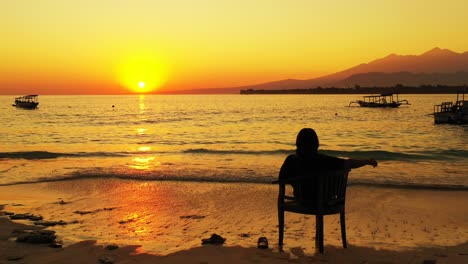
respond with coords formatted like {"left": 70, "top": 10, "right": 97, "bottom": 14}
{"left": 130, "top": 156, "right": 159, "bottom": 170}
{"left": 137, "top": 128, "right": 147, "bottom": 135}
{"left": 138, "top": 146, "right": 151, "bottom": 152}
{"left": 139, "top": 95, "right": 145, "bottom": 110}
{"left": 119, "top": 212, "right": 153, "bottom": 236}
{"left": 130, "top": 94, "right": 160, "bottom": 170}
{"left": 130, "top": 144, "right": 160, "bottom": 169}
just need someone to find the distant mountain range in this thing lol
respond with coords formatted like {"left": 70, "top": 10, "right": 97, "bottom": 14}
{"left": 158, "top": 47, "right": 468, "bottom": 94}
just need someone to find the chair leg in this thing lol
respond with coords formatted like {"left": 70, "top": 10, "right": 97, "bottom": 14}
{"left": 315, "top": 221, "right": 319, "bottom": 250}
{"left": 278, "top": 208, "right": 284, "bottom": 249}
{"left": 340, "top": 210, "right": 347, "bottom": 248}
{"left": 316, "top": 215, "right": 324, "bottom": 253}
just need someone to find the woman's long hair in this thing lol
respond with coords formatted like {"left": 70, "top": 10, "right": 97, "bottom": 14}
{"left": 296, "top": 128, "right": 319, "bottom": 157}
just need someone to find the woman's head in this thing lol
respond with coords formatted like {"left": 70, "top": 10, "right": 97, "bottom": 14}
{"left": 296, "top": 128, "right": 319, "bottom": 156}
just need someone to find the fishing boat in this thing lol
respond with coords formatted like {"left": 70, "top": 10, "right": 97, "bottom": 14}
{"left": 433, "top": 92, "right": 468, "bottom": 125}
{"left": 12, "top": 95, "right": 39, "bottom": 109}
{"left": 349, "top": 93, "right": 410, "bottom": 108}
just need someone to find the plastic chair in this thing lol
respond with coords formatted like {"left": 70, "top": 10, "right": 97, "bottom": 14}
{"left": 275, "top": 170, "right": 349, "bottom": 253}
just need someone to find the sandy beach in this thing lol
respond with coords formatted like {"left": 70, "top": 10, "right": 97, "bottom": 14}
{"left": 1, "top": 179, "right": 467, "bottom": 264}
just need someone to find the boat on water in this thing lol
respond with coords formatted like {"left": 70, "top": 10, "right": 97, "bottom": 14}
{"left": 12, "top": 95, "right": 39, "bottom": 109}
{"left": 349, "top": 93, "right": 410, "bottom": 108}
{"left": 433, "top": 92, "right": 468, "bottom": 125}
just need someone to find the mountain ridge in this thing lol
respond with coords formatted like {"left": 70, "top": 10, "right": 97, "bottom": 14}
{"left": 157, "top": 48, "right": 468, "bottom": 94}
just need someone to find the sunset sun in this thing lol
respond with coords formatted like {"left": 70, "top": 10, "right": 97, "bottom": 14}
{"left": 139, "top": 82, "right": 145, "bottom": 88}
{"left": 117, "top": 51, "right": 168, "bottom": 93}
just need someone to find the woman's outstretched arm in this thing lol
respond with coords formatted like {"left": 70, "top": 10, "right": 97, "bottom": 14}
{"left": 345, "top": 158, "right": 378, "bottom": 170}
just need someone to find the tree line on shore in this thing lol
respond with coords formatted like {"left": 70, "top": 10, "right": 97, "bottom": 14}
{"left": 240, "top": 85, "right": 468, "bottom": 95}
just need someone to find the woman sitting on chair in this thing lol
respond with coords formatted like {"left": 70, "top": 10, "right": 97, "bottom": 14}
{"left": 279, "top": 128, "right": 378, "bottom": 202}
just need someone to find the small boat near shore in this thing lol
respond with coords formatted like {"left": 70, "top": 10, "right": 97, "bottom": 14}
{"left": 433, "top": 92, "right": 468, "bottom": 125}
{"left": 12, "top": 95, "right": 39, "bottom": 109}
{"left": 349, "top": 93, "right": 410, "bottom": 108}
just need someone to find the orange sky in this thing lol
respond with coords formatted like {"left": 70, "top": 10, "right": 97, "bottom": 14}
{"left": 1, "top": 0, "right": 468, "bottom": 95}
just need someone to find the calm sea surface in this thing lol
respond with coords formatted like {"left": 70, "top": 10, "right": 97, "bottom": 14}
{"left": 1, "top": 94, "right": 467, "bottom": 189}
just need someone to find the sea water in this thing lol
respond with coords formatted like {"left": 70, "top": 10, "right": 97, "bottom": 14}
{"left": 1, "top": 94, "right": 467, "bottom": 189}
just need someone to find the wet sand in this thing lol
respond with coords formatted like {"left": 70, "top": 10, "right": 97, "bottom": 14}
{"left": 1, "top": 179, "right": 467, "bottom": 263}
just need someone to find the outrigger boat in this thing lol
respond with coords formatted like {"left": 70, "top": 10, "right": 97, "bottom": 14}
{"left": 12, "top": 95, "right": 39, "bottom": 109}
{"left": 433, "top": 92, "right": 468, "bottom": 125}
{"left": 349, "top": 93, "right": 410, "bottom": 108}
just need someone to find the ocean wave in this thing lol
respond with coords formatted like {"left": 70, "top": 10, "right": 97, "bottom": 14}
{"left": 0, "top": 151, "right": 128, "bottom": 160}
{"left": 321, "top": 149, "right": 468, "bottom": 161}
{"left": 1, "top": 148, "right": 467, "bottom": 161}
{"left": 183, "top": 148, "right": 468, "bottom": 161}
{"left": 348, "top": 181, "right": 468, "bottom": 191}
{"left": 182, "top": 148, "right": 293, "bottom": 155}
{"left": 1, "top": 172, "right": 467, "bottom": 191}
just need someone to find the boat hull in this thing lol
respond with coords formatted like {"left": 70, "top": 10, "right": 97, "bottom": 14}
{"left": 434, "top": 112, "right": 468, "bottom": 124}
{"left": 357, "top": 101, "right": 401, "bottom": 108}
{"left": 14, "top": 101, "right": 39, "bottom": 109}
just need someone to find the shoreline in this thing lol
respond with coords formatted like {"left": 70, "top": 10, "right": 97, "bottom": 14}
{"left": 1, "top": 179, "right": 468, "bottom": 263}
{"left": 1, "top": 217, "right": 467, "bottom": 264}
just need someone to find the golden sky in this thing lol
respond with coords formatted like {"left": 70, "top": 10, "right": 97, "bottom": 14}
{"left": 1, "top": 0, "right": 468, "bottom": 94}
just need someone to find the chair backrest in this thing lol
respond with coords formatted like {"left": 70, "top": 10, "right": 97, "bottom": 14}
{"left": 281, "top": 170, "right": 349, "bottom": 214}
{"left": 317, "top": 170, "right": 349, "bottom": 213}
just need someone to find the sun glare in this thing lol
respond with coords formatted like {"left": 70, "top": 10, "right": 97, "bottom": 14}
{"left": 117, "top": 52, "right": 168, "bottom": 93}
